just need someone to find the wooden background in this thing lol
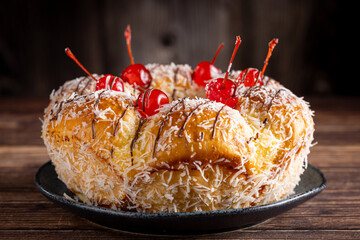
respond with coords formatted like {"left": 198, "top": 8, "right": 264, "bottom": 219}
{"left": 0, "top": 0, "right": 358, "bottom": 98}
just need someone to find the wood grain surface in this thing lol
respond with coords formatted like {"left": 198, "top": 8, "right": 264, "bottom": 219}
{"left": 0, "top": 96, "right": 360, "bottom": 239}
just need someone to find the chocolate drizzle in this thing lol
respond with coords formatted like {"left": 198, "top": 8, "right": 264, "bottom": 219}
{"left": 171, "top": 89, "right": 177, "bottom": 100}
{"left": 130, "top": 117, "right": 147, "bottom": 165}
{"left": 110, "top": 104, "right": 130, "bottom": 159}
{"left": 264, "top": 77, "right": 271, "bottom": 86}
{"left": 152, "top": 100, "right": 184, "bottom": 158}
{"left": 242, "top": 78, "right": 266, "bottom": 98}
{"left": 110, "top": 147, "right": 114, "bottom": 158}
{"left": 91, "top": 91, "right": 105, "bottom": 139}
{"left": 51, "top": 89, "right": 91, "bottom": 121}
{"left": 247, "top": 89, "right": 285, "bottom": 144}
{"left": 50, "top": 101, "right": 64, "bottom": 121}
{"left": 173, "top": 67, "right": 179, "bottom": 84}
{"left": 267, "top": 89, "right": 285, "bottom": 113}
{"left": 185, "top": 68, "right": 193, "bottom": 85}
{"left": 91, "top": 113, "right": 96, "bottom": 139}
{"left": 243, "top": 85, "right": 255, "bottom": 97}
{"left": 49, "top": 101, "right": 58, "bottom": 118}
{"left": 146, "top": 64, "right": 160, "bottom": 88}
{"left": 144, "top": 89, "right": 152, "bottom": 112}
{"left": 261, "top": 89, "right": 285, "bottom": 127}
{"left": 113, "top": 105, "right": 129, "bottom": 136}
{"left": 75, "top": 77, "right": 87, "bottom": 93}
{"left": 247, "top": 132, "right": 259, "bottom": 144}
{"left": 136, "top": 88, "right": 152, "bottom": 111}
{"left": 197, "top": 131, "right": 204, "bottom": 142}
{"left": 170, "top": 67, "right": 179, "bottom": 101}
{"left": 80, "top": 77, "right": 94, "bottom": 95}
{"left": 211, "top": 105, "right": 226, "bottom": 139}
{"left": 178, "top": 100, "right": 209, "bottom": 137}
{"left": 262, "top": 118, "right": 268, "bottom": 126}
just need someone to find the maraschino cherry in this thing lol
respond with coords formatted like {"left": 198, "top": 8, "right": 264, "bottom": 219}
{"left": 120, "top": 25, "right": 152, "bottom": 89}
{"left": 235, "top": 38, "right": 279, "bottom": 87}
{"left": 193, "top": 43, "right": 224, "bottom": 87}
{"left": 136, "top": 88, "right": 169, "bottom": 118}
{"left": 95, "top": 74, "right": 124, "bottom": 92}
{"left": 206, "top": 36, "right": 242, "bottom": 108}
{"left": 65, "top": 48, "right": 124, "bottom": 92}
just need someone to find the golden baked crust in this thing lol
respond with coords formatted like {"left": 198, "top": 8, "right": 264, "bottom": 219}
{"left": 42, "top": 63, "right": 314, "bottom": 212}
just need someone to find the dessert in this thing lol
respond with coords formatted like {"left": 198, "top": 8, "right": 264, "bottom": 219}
{"left": 42, "top": 26, "right": 314, "bottom": 213}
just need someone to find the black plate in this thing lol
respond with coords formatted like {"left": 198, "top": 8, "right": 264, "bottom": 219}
{"left": 34, "top": 161, "right": 326, "bottom": 235}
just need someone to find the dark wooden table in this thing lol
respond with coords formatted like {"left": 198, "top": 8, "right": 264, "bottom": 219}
{"left": 1, "top": 96, "right": 359, "bottom": 239}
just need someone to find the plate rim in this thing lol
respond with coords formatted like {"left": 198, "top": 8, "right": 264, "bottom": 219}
{"left": 34, "top": 160, "right": 327, "bottom": 218}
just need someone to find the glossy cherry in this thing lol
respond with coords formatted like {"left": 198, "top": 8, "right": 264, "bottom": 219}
{"left": 206, "top": 36, "right": 242, "bottom": 108}
{"left": 235, "top": 67, "right": 263, "bottom": 87}
{"left": 206, "top": 78, "right": 238, "bottom": 108}
{"left": 120, "top": 25, "right": 152, "bottom": 89}
{"left": 95, "top": 74, "right": 124, "bottom": 92}
{"left": 193, "top": 43, "right": 224, "bottom": 87}
{"left": 120, "top": 63, "right": 152, "bottom": 88}
{"left": 65, "top": 48, "right": 124, "bottom": 92}
{"left": 136, "top": 89, "right": 169, "bottom": 118}
{"left": 235, "top": 38, "right": 279, "bottom": 87}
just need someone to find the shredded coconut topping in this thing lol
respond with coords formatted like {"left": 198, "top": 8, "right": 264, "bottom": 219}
{"left": 42, "top": 63, "right": 315, "bottom": 213}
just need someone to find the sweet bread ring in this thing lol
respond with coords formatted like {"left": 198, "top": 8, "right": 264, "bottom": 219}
{"left": 42, "top": 62, "right": 314, "bottom": 212}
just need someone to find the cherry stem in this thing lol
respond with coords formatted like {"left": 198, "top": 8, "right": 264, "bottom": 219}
{"left": 211, "top": 43, "right": 224, "bottom": 65}
{"left": 124, "top": 25, "right": 135, "bottom": 65}
{"left": 65, "top": 48, "right": 98, "bottom": 82}
{"left": 259, "top": 38, "right": 279, "bottom": 79}
{"left": 224, "top": 36, "right": 242, "bottom": 83}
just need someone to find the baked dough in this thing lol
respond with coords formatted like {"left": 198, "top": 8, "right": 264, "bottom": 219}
{"left": 42, "top": 63, "right": 314, "bottom": 212}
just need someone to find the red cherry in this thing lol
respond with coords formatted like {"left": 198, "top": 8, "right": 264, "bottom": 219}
{"left": 236, "top": 38, "right": 279, "bottom": 87}
{"left": 95, "top": 74, "right": 124, "bottom": 91}
{"left": 193, "top": 43, "right": 224, "bottom": 87}
{"left": 136, "top": 89, "right": 169, "bottom": 117}
{"left": 206, "top": 36, "right": 242, "bottom": 108}
{"left": 206, "top": 78, "right": 238, "bottom": 108}
{"left": 65, "top": 48, "right": 124, "bottom": 92}
{"left": 120, "top": 63, "right": 152, "bottom": 88}
{"left": 120, "top": 25, "right": 152, "bottom": 88}
{"left": 235, "top": 68, "right": 263, "bottom": 87}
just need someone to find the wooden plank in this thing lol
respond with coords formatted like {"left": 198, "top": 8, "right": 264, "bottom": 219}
{"left": 0, "top": 146, "right": 48, "bottom": 168}
{"left": 0, "top": 113, "right": 44, "bottom": 146}
{"left": 0, "top": 168, "right": 39, "bottom": 197}
{"left": 213, "top": 230, "right": 360, "bottom": 239}
{"left": 0, "top": 229, "right": 359, "bottom": 240}
{"left": 309, "top": 145, "right": 360, "bottom": 167}
{"left": 0, "top": 203, "right": 98, "bottom": 230}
